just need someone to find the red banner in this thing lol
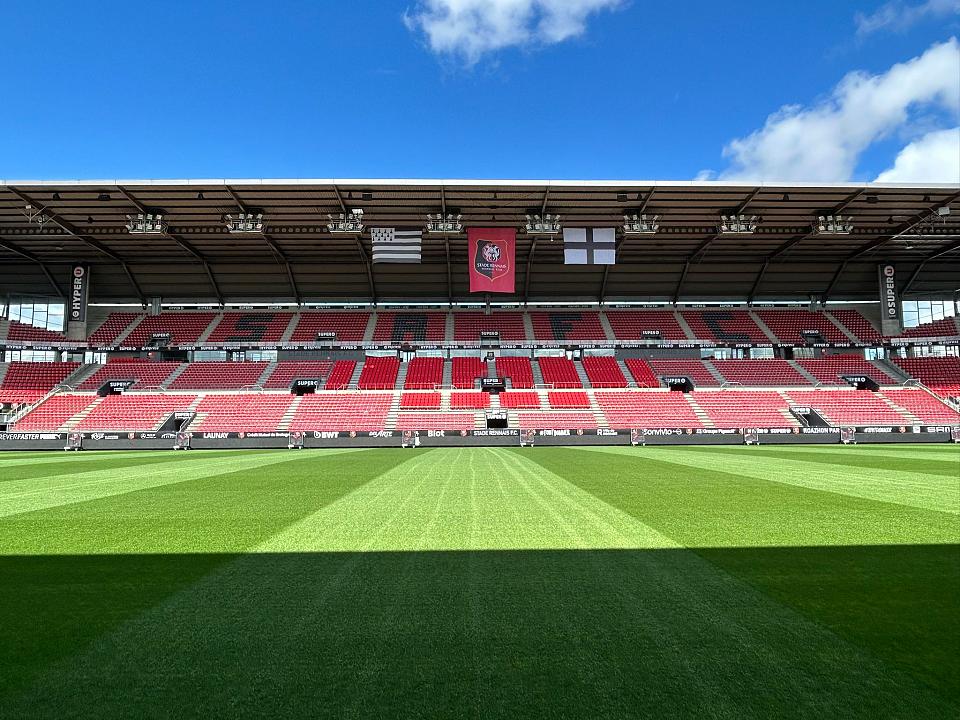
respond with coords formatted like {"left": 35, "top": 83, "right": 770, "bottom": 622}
{"left": 468, "top": 228, "right": 515, "bottom": 294}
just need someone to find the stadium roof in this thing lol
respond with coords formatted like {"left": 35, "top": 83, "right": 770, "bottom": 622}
{"left": 1, "top": 179, "right": 958, "bottom": 305}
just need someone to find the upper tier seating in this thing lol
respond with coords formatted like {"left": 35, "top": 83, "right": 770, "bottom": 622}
{"left": 647, "top": 359, "right": 719, "bottom": 387}
{"left": 828, "top": 310, "right": 883, "bottom": 344}
{"left": 396, "top": 413, "right": 475, "bottom": 430}
{"left": 499, "top": 391, "right": 541, "bottom": 409}
{"left": 623, "top": 358, "right": 659, "bottom": 387}
{"left": 356, "top": 357, "right": 400, "bottom": 390}
{"left": 516, "top": 412, "right": 597, "bottom": 429}
{"left": 451, "top": 356, "right": 488, "bottom": 389}
{"left": 206, "top": 312, "right": 294, "bottom": 343}
{"left": 400, "top": 392, "right": 442, "bottom": 409}
{"left": 289, "top": 312, "right": 369, "bottom": 342}
{"left": 496, "top": 356, "right": 534, "bottom": 388}
{"left": 880, "top": 389, "right": 960, "bottom": 423}
{"left": 711, "top": 360, "right": 811, "bottom": 386}
{"left": 755, "top": 310, "right": 848, "bottom": 345}
{"left": 681, "top": 310, "right": 768, "bottom": 343}
{"left": 893, "top": 318, "right": 960, "bottom": 338}
{"left": 531, "top": 312, "right": 606, "bottom": 341}
{"left": 537, "top": 357, "right": 582, "bottom": 388}
{"left": 5, "top": 320, "right": 67, "bottom": 343}
{"left": 288, "top": 393, "right": 391, "bottom": 431}
{"left": 404, "top": 357, "right": 444, "bottom": 389}
{"left": 450, "top": 391, "right": 490, "bottom": 409}
{"left": 605, "top": 310, "right": 688, "bottom": 340}
{"left": 324, "top": 360, "right": 356, "bottom": 390}
{"left": 892, "top": 356, "right": 960, "bottom": 395}
{"left": 123, "top": 312, "right": 217, "bottom": 346}
{"left": 168, "top": 362, "right": 268, "bottom": 390}
{"left": 88, "top": 313, "right": 140, "bottom": 346}
{"left": 79, "top": 361, "right": 182, "bottom": 390}
{"left": 0, "top": 362, "right": 80, "bottom": 399}
{"left": 194, "top": 394, "right": 294, "bottom": 432}
{"left": 372, "top": 312, "right": 446, "bottom": 343}
{"left": 594, "top": 391, "right": 703, "bottom": 428}
{"left": 581, "top": 356, "right": 628, "bottom": 388}
{"left": 782, "top": 390, "right": 909, "bottom": 425}
{"left": 77, "top": 394, "right": 198, "bottom": 431}
{"left": 798, "top": 357, "right": 897, "bottom": 385}
{"left": 547, "top": 391, "right": 591, "bottom": 408}
{"left": 12, "top": 394, "right": 96, "bottom": 430}
{"left": 263, "top": 361, "right": 334, "bottom": 389}
{"left": 693, "top": 391, "right": 798, "bottom": 428}
{"left": 453, "top": 312, "right": 527, "bottom": 341}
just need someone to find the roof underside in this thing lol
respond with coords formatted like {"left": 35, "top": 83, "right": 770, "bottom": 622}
{"left": 1, "top": 180, "right": 958, "bottom": 304}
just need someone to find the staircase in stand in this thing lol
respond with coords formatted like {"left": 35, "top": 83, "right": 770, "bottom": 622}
{"left": 61, "top": 396, "right": 104, "bottom": 431}
{"left": 586, "top": 390, "right": 609, "bottom": 428}
{"left": 385, "top": 392, "right": 401, "bottom": 431}
{"left": 878, "top": 394, "right": 921, "bottom": 424}
{"left": 348, "top": 362, "right": 364, "bottom": 387}
{"left": 573, "top": 360, "right": 592, "bottom": 388}
{"left": 617, "top": 359, "right": 638, "bottom": 388}
{"left": 684, "top": 394, "right": 715, "bottom": 428}
{"left": 787, "top": 360, "right": 819, "bottom": 386}
{"left": 256, "top": 362, "right": 278, "bottom": 387}
{"left": 112, "top": 315, "right": 145, "bottom": 346}
{"left": 160, "top": 363, "right": 190, "bottom": 389}
{"left": 278, "top": 396, "right": 302, "bottom": 431}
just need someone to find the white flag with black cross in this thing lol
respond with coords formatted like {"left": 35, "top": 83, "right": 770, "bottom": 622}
{"left": 563, "top": 228, "right": 616, "bottom": 265}
{"left": 371, "top": 228, "right": 422, "bottom": 264}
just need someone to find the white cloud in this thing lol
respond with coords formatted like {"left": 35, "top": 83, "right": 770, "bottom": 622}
{"left": 715, "top": 38, "right": 960, "bottom": 182}
{"left": 875, "top": 126, "right": 960, "bottom": 181}
{"left": 855, "top": 0, "right": 960, "bottom": 37}
{"left": 404, "top": 0, "right": 624, "bottom": 64}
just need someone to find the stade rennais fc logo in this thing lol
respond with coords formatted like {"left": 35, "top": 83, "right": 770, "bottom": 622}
{"left": 475, "top": 237, "right": 510, "bottom": 280}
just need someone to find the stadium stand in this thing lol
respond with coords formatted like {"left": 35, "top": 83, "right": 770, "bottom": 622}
{"left": 537, "top": 356, "right": 582, "bottom": 388}
{"left": 79, "top": 361, "right": 182, "bottom": 390}
{"left": 880, "top": 389, "right": 960, "bottom": 422}
{"left": 680, "top": 310, "right": 768, "bottom": 343}
{"left": 647, "top": 359, "right": 719, "bottom": 387}
{"left": 754, "top": 309, "right": 848, "bottom": 345}
{"left": 194, "top": 394, "right": 294, "bottom": 432}
{"left": 5, "top": 320, "right": 67, "bottom": 343}
{"left": 87, "top": 313, "right": 140, "bottom": 346}
{"left": 623, "top": 358, "right": 660, "bottom": 387}
{"left": 289, "top": 312, "right": 369, "bottom": 342}
{"left": 396, "top": 413, "right": 475, "bottom": 430}
{"left": 324, "top": 360, "right": 357, "bottom": 390}
{"left": 693, "top": 391, "right": 798, "bottom": 428}
{"left": 168, "top": 362, "right": 268, "bottom": 390}
{"left": 827, "top": 309, "right": 883, "bottom": 344}
{"left": 288, "top": 393, "right": 392, "bottom": 431}
{"left": 122, "top": 312, "right": 217, "bottom": 346}
{"left": 12, "top": 394, "right": 96, "bottom": 430}
{"left": 605, "top": 310, "right": 689, "bottom": 340}
{"left": 373, "top": 312, "right": 446, "bottom": 343}
{"left": 206, "top": 312, "right": 294, "bottom": 343}
{"left": 499, "top": 391, "right": 541, "bottom": 409}
{"left": 77, "top": 394, "right": 198, "bottom": 431}
{"left": 892, "top": 318, "right": 959, "bottom": 338}
{"left": 517, "top": 412, "right": 597, "bottom": 429}
{"left": 450, "top": 391, "right": 490, "bottom": 409}
{"left": 594, "top": 391, "right": 703, "bottom": 428}
{"left": 400, "top": 392, "right": 442, "bottom": 409}
{"left": 451, "top": 356, "right": 488, "bottom": 388}
{"left": 782, "top": 390, "right": 909, "bottom": 425}
{"left": 892, "top": 356, "right": 960, "bottom": 395}
{"left": 530, "top": 312, "right": 606, "bottom": 341}
{"left": 356, "top": 356, "right": 400, "bottom": 390}
{"left": 547, "top": 391, "right": 592, "bottom": 408}
{"left": 404, "top": 357, "right": 444, "bottom": 389}
{"left": 581, "top": 356, "right": 628, "bottom": 388}
{"left": 711, "top": 359, "right": 811, "bottom": 386}
{"left": 797, "top": 357, "right": 898, "bottom": 385}
{"left": 0, "top": 361, "right": 80, "bottom": 402}
{"left": 496, "top": 356, "right": 534, "bottom": 388}
{"left": 454, "top": 312, "right": 527, "bottom": 341}
{"left": 263, "top": 361, "right": 334, "bottom": 389}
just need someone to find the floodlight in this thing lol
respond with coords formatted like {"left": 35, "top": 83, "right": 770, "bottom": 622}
{"left": 327, "top": 209, "right": 364, "bottom": 233}
{"left": 623, "top": 213, "right": 660, "bottom": 235}
{"left": 525, "top": 213, "right": 562, "bottom": 234}
{"left": 225, "top": 212, "right": 264, "bottom": 233}
{"left": 816, "top": 215, "right": 853, "bottom": 235}
{"left": 720, "top": 215, "right": 758, "bottom": 234}
{"left": 425, "top": 213, "right": 463, "bottom": 234}
{"left": 125, "top": 213, "right": 166, "bottom": 234}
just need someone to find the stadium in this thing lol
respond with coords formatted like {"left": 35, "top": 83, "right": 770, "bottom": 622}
{"left": 0, "top": 177, "right": 958, "bottom": 717}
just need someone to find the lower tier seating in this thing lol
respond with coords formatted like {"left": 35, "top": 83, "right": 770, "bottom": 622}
{"left": 357, "top": 357, "right": 400, "bottom": 390}
{"left": 594, "top": 391, "right": 703, "bottom": 427}
{"left": 79, "top": 361, "right": 182, "bottom": 390}
{"left": 892, "top": 357, "right": 960, "bottom": 395}
{"left": 404, "top": 357, "right": 444, "bottom": 389}
{"left": 396, "top": 413, "right": 475, "bottom": 430}
{"left": 400, "top": 392, "right": 442, "bottom": 409}
{"left": 712, "top": 360, "right": 810, "bottom": 386}
{"left": 452, "top": 357, "right": 488, "bottom": 389}
{"left": 288, "top": 393, "right": 392, "bottom": 431}
{"left": 798, "top": 357, "right": 897, "bottom": 385}
{"left": 12, "top": 394, "right": 96, "bottom": 430}
{"left": 496, "top": 357, "right": 534, "bottom": 388}
{"left": 581, "top": 356, "right": 627, "bottom": 388}
{"left": 547, "top": 391, "right": 591, "bottom": 408}
{"left": 499, "top": 391, "right": 541, "bottom": 409}
{"left": 537, "top": 357, "right": 582, "bottom": 388}
{"left": 450, "top": 391, "right": 490, "bottom": 409}
{"left": 880, "top": 389, "right": 960, "bottom": 423}
{"left": 78, "top": 394, "right": 198, "bottom": 431}
{"left": 194, "top": 394, "right": 294, "bottom": 432}
{"left": 782, "top": 390, "right": 909, "bottom": 425}
{"left": 1, "top": 362, "right": 80, "bottom": 395}
{"left": 693, "top": 391, "right": 798, "bottom": 427}
{"left": 516, "top": 412, "right": 597, "bottom": 429}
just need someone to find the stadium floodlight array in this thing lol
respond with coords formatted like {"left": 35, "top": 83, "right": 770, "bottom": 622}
{"left": 225, "top": 212, "right": 264, "bottom": 233}
{"left": 525, "top": 213, "right": 562, "bottom": 235}
{"left": 22, "top": 204, "right": 50, "bottom": 228}
{"left": 327, "top": 209, "right": 364, "bottom": 233}
{"left": 719, "top": 215, "right": 759, "bottom": 234}
{"left": 816, "top": 216, "right": 854, "bottom": 235}
{"left": 623, "top": 213, "right": 660, "bottom": 235}
{"left": 125, "top": 213, "right": 167, "bottom": 234}
{"left": 426, "top": 213, "right": 463, "bottom": 234}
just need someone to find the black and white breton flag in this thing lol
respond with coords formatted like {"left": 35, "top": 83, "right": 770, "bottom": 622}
{"left": 563, "top": 227, "right": 616, "bottom": 265}
{"left": 371, "top": 228, "right": 422, "bottom": 264}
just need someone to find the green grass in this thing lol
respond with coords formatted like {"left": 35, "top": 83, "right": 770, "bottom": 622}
{"left": 0, "top": 444, "right": 957, "bottom": 719}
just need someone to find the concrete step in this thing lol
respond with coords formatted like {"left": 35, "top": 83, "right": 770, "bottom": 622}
{"left": 702, "top": 359, "right": 728, "bottom": 384}
{"left": 278, "top": 395, "right": 302, "bottom": 431}
{"left": 598, "top": 312, "right": 616, "bottom": 341}
{"left": 445, "top": 312, "right": 455, "bottom": 342}
{"left": 348, "top": 361, "right": 364, "bottom": 387}
{"left": 0, "top": 320, "right": 9, "bottom": 341}
{"left": 586, "top": 390, "right": 609, "bottom": 429}
{"left": 280, "top": 313, "right": 300, "bottom": 343}
{"left": 62, "top": 363, "right": 103, "bottom": 389}
{"left": 617, "top": 359, "right": 638, "bottom": 387}
{"left": 256, "top": 361, "right": 278, "bottom": 387}
{"left": 522, "top": 312, "right": 535, "bottom": 340}
{"left": 442, "top": 360, "right": 453, "bottom": 387}
{"left": 787, "top": 360, "right": 820, "bottom": 386}
{"left": 531, "top": 359, "right": 545, "bottom": 386}
{"left": 674, "top": 311, "right": 697, "bottom": 340}
{"left": 684, "top": 393, "right": 715, "bottom": 428}
{"left": 160, "top": 363, "right": 190, "bottom": 389}
{"left": 874, "top": 358, "right": 910, "bottom": 383}
{"left": 62, "top": 395, "right": 104, "bottom": 431}
{"left": 749, "top": 310, "right": 780, "bottom": 343}
{"left": 385, "top": 392, "right": 402, "bottom": 431}
{"left": 0, "top": 362, "right": 9, "bottom": 386}
{"left": 363, "top": 313, "right": 377, "bottom": 343}
{"left": 395, "top": 362, "right": 409, "bottom": 390}
{"left": 196, "top": 314, "right": 222, "bottom": 344}
{"left": 878, "top": 393, "right": 922, "bottom": 424}
{"left": 573, "top": 360, "right": 592, "bottom": 388}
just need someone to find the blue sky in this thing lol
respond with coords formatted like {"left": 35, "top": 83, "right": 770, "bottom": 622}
{"left": 1, "top": 0, "right": 957, "bottom": 182}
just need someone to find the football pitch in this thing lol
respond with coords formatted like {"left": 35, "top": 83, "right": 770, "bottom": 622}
{"left": 0, "top": 445, "right": 957, "bottom": 719}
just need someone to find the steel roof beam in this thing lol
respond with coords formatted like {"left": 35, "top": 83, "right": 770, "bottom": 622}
{"left": 5, "top": 186, "right": 146, "bottom": 305}
{"left": 333, "top": 183, "right": 376, "bottom": 303}
{"left": 901, "top": 238, "right": 960, "bottom": 296}
{"left": 0, "top": 239, "right": 65, "bottom": 298}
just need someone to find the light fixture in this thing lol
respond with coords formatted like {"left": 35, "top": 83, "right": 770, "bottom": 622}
{"left": 623, "top": 213, "right": 660, "bottom": 235}
{"left": 816, "top": 215, "right": 853, "bottom": 235}
{"left": 936, "top": 206, "right": 951, "bottom": 217}
{"left": 125, "top": 213, "right": 167, "bottom": 234}
{"left": 23, "top": 204, "right": 50, "bottom": 228}
{"left": 719, "top": 214, "right": 759, "bottom": 234}
{"left": 425, "top": 213, "right": 463, "bottom": 234}
{"left": 524, "top": 213, "right": 562, "bottom": 235}
{"left": 225, "top": 212, "right": 264, "bottom": 233}
{"left": 327, "top": 208, "right": 364, "bottom": 233}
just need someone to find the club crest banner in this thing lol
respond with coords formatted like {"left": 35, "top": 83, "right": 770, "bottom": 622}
{"left": 468, "top": 228, "right": 515, "bottom": 293}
